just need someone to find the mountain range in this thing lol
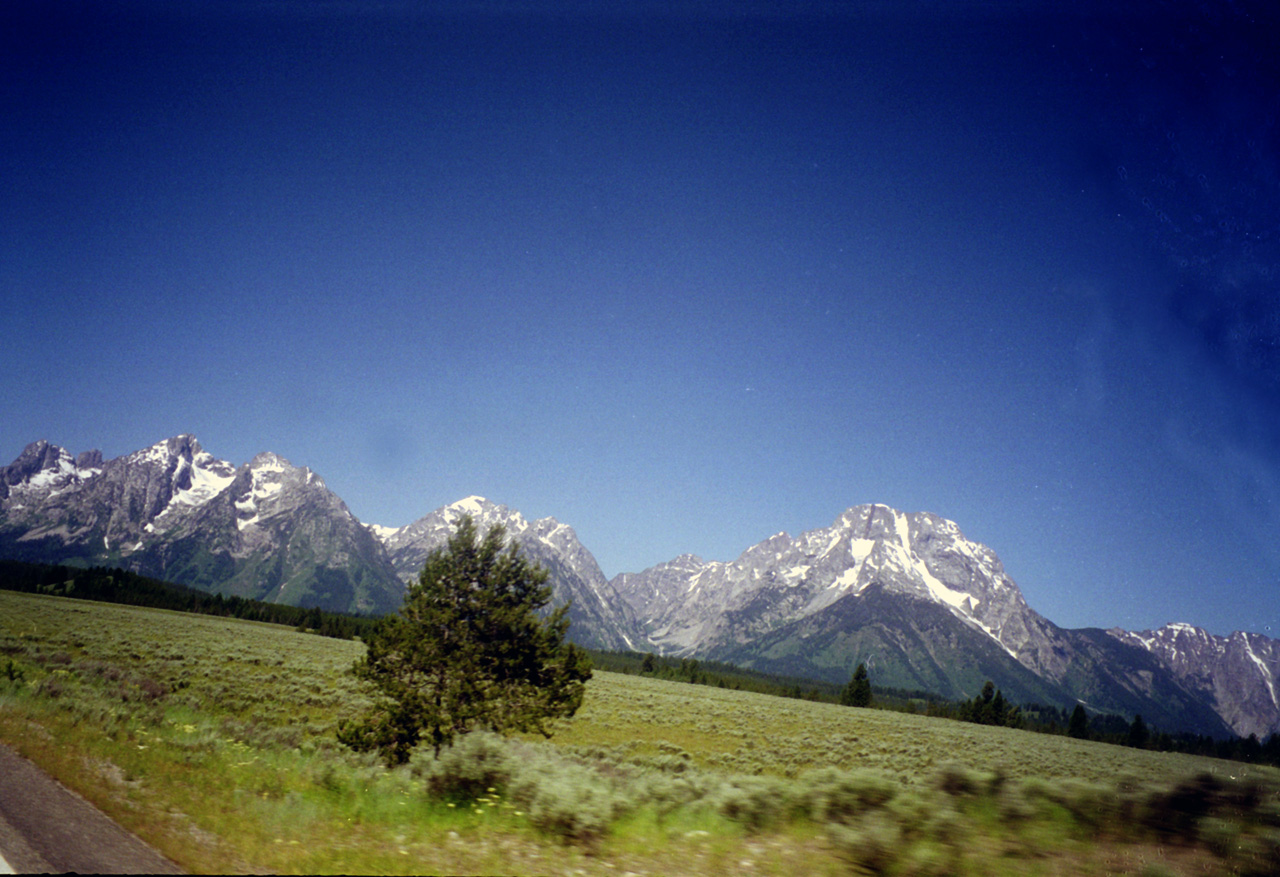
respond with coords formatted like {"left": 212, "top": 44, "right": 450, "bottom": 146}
{"left": 3, "top": 436, "right": 1277, "bottom": 739}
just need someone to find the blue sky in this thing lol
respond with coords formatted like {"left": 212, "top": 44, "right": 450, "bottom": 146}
{"left": 3, "top": 1, "right": 1278, "bottom": 638}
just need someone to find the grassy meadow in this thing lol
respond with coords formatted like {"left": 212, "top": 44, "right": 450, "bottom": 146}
{"left": 3, "top": 589, "right": 1280, "bottom": 875}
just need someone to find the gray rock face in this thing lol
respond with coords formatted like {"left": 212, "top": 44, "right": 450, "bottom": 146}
{"left": 611, "top": 503, "right": 1244, "bottom": 737}
{"left": 613, "top": 504, "right": 1045, "bottom": 661}
{"left": 375, "top": 496, "right": 642, "bottom": 651}
{"left": 0, "top": 439, "right": 644, "bottom": 647}
{"left": 1110, "top": 624, "right": 1280, "bottom": 739}
{"left": 1, "top": 435, "right": 225, "bottom": 553}
{"left": 0, "top": 437, "right": 403, "bottom": 614}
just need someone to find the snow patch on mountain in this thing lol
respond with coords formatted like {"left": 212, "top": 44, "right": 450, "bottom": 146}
{"left": 1109, "top": 623, "right": 1280, "bottom": 738}
{"left": 450, "top": 495, "right": 490, "bottom": 519}
{"left": 6, "top": 444, "right": 101, "bottom": 499}
{"left": 171, "top": 454, "right": 236, "bottom": 506}
{"left": 366, "top": 523, "right": 402, "bottom": 541}
{"left": 1242, "top": 635, "right": 1278, "bottom": 708}
{"left": 234, "top": 454, "right": 301, "bottom": 531}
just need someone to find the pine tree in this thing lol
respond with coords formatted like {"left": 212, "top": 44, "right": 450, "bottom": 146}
{"left": 1067, "top": 704, "right": 1090, "bottom": 739}
{"left": 990, "top": 690, "right": 1007, "bottom": 726}
{"left": 337, "top": 516, "right": 593, "bottom": 765}
{"left": 842, "top": 662, "right": 873, "bottom": 708}
{"left": 1126, "top": 714, "right": 1149, "bottom": 749}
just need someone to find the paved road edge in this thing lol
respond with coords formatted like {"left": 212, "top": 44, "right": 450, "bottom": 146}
{"left": 0, "top": 740, "right": 183, "bottom": 874}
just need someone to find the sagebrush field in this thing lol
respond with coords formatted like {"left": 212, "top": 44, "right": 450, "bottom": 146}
{"left": 3, "top": 590, "right": 1279, "bottom": 875}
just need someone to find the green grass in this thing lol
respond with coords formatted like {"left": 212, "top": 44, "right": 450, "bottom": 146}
{"left": 3, "top": 589, "right": 1280, "bottom": 875}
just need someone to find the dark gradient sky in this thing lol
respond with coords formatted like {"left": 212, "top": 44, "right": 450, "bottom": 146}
{"left": 4, "top": 1, "right": 1278, "bottom": 637}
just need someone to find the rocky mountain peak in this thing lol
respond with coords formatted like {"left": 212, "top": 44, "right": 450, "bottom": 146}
{"left": 448, "top": 495, "right": 489, "bottom": 515}
{"left": 2, "top": 440, "right": 103, "bottom": 502}
{"left": 5, "top": 440, "right": 63, "bottom": 483}
{"left": 12, "top": 439, "right": 64, "bottom": 473}
{"left": 75, "top": 449, "right": 104, "bottom": 469}
{"left": 444, "top": 496, "right": 529, "bottom": 534}
{"left": 250, "top": 451, "right": 293, "bottom": 471}
{"left": 371, "top": 495, "right": 639, "bottom": 651}
{"left": 1109, "top": 623, "right": 1280, "bottom": 738}
{"left": 128, "top": 434, "right": 203, "bottom": 465}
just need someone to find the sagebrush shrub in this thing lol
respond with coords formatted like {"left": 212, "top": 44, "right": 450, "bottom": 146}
{"left": 1, "top": 658, "right": 24, "bottom": 683}
{"left": 632, "top": 770, "right": 715, "bottom": 819}
{"left": 713, "top": 775, "right": 799, "bottom": 831}
{"left": 1048, "top": 778, "right": 1118, "bottom": 831}
{"left": 800, "top": 767, "right": 897, "bottom": 824}
{"left": 416, "top": 731, "right": 515, "bottom": 801}
{"left": 36, "top": 675, "right": 65, "bottom": 698}
{"left": 827, "top": 811, "right": 902, "bottom": 874}
{"left": 136, "top": 676, "right": 168, "bottom": 702}
{"left": 994, "top": 781, "right": 1036, "bottom": 824}
{"left": 1144, "top": 772, "right": 1222, "bottom": 840}
{"left": 1198, "top": 816, "right": 1242, "bottom": 858}
{"left": 932, "top": 761, "right": 979, "bottom": 797}
{"left": 509, "top": 755, "right": 625, "bottom": 844}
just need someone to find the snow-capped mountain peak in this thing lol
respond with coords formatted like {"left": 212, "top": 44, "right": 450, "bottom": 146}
{"left": 1, "top": 440, "right": 102, "bottom": 501}
{"left": 135, "top": 437, "right": 238, "bottom": 534}
{"left": 366, "top": 523, "right": 402, "bottom": 541}
{"left": 449, "top": 495, "right": 489, "bottom": 517}
{"left": 376, "top": 496, "right": 639, "bottom": 650}
{"left": 443, "top": 495, "right": 530, "bottom": 535}
{"left": 615, "top": 503, "right": 1030, "bottom": 659}
{"left": 0, "top": 436, "right": 405, "bottom": 615}
{"left": 1109, "top": 622, "right": 1280, "bottom": 739}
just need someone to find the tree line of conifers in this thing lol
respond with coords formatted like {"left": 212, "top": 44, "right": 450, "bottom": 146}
{"left": 3, "top": 557, "right": 1278, "bottom": 767}
{"left": 0, "top": 559, "right": 376, "bottom": 640}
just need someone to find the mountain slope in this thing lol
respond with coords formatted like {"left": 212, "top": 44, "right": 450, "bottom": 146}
{"left": 612, "top": 504, "right": 1046, "bottom": 662}
{"left": 613, "top": 503, "right": 1236, "bottom": 736}
{"left": 1110, "top": 624, "right": 1280, "bottom": 739}
{"left": 376, "top": 496, "right": 642, "bottom": 651}
{"left": 0, "top": 439, "right": 643, "bottom": 647}
{"left": 0, "top": 437, "right": 403, "bottom": 614}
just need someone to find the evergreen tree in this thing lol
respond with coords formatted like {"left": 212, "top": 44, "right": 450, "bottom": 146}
{"left": 990, "top": 689, "right": 1007, "bottom": 726}
{"left": 1067, "top": 704, "right": 1090, "bottom": 739}
{"left": 337, "top": 516, "right": 592, "bottom": 765}
{"left": 979, "top": 680, "right": 995, "bottom": 705}
{"left": 841, "top": 662, "right": 873, "bottom": 708}
{"left": 1126, "top": 714, "right": 1150, "bottom": 749}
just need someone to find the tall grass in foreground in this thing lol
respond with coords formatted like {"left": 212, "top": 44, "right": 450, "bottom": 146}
{"left": 3, "top": 590, "right": 1280, "bottom": 875}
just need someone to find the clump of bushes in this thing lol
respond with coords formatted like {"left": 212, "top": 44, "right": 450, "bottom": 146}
{"left": 36, "top": 675, "right": 66, "bottom": 699}
{"left": 713, "top": 775, "right": 800, "bottom": 831}
{"left": 826, "top": 810, "right": 902, "bottom": 874}
{"left": 412, "top": 732, "right": 627, "bottom": 844}
{"left": 509, "top": 755, "right": 626, "bottom": 845}
{"left": 403, "top": 729, "right": 1280, "bottom": 873}
{"left": 801, "top": 766, "right": 897, "bottom": 823}
{"left": 415, "top": 731, "right": 515, "bottom": 802}
{"left": 2, "top": 658, "right": 24, "bottom": 683}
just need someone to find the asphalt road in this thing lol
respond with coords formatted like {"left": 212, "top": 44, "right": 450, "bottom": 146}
{"left": 0, "top": 742, "right": 183, "bottom": 874}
